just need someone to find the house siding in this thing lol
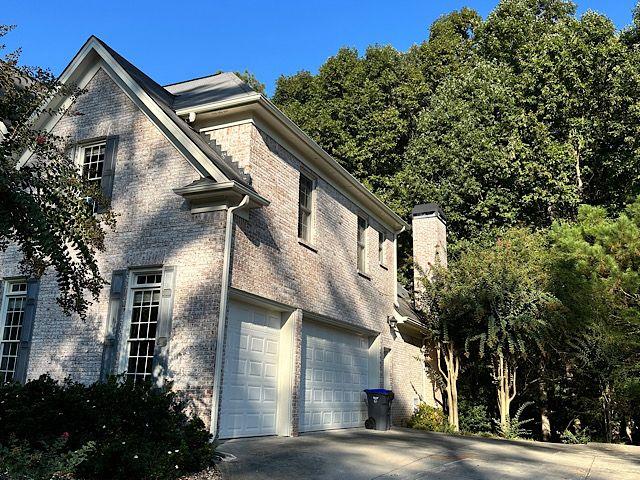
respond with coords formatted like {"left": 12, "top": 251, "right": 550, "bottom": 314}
{"left": 1, "top": 63, "right": 439, "bottom": 435}
{"left": 0, "top": 68, "right": 227, "bottom": 427}
{"left": 389, "top": 337, "right": 440, "bottom": 425}
{"left": 207, "top": 123, "right": 434, "bottom": 427}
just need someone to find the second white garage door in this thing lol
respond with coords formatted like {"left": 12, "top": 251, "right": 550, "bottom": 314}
{"left": 300, "top": 321, "right": 369, "bottom": 432}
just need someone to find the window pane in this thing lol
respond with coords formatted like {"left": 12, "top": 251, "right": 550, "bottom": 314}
{"left": 298, "top": 174, "right": 313, "bottom": 241}
{"left": 0, "top": 286, "right": 26, "bottom": 383}
{"left": 126, "top": 283, "right": 161, "bottom": 384}
{"left": 357, "top": 217, "right": 367, "bottom": 271}
{"left": 82, "top": 143, "right": 106, "bottom": 184}
{"left": 379, "top": 231, "right": 385, "bottom": 264}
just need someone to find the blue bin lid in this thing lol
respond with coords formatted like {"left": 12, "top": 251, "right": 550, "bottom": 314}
{"left": 364, "top": 389, "right": 393, "bottom": 395}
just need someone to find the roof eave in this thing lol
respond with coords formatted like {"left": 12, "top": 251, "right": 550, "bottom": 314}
{"left": 174, "top": 179, "right": 269, "bottom": 210}
{"left": 175, "top": 94, "right": 409, "bottom": 232}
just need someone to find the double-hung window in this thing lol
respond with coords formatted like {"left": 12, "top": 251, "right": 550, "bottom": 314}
{"left": 0, "top": 281, "right": 27, "bottom": 383}
{"left": 298, "top": 173, "right": 314, "bottom": 243}
{"left": 81, "top": 142, "right": 106, "bottom": 186}
{"left": 125, "top": 272, "right": 162, "bottom": 384}
{"left": 357, "top": 216, "right": 368, "bottom": 273}
{"left": 77, "top": 137, "right": 118, "bottom": 213}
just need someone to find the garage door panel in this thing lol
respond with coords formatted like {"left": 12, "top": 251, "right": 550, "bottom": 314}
{"left": 219, "top": 302, "right": 281, "bottom": 439}
{"left": 300, "top": 322, "right": 369, "bottom": 432}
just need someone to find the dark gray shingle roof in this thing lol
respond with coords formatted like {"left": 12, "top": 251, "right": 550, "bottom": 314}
{"left": 94, "top": 37, "right": 251, "bottom": 186}
{"left": 165, "top": 72, "right": 257, "bottom": 111}
{"left": 397, "top": 283, "right": 421, "bottom": 324}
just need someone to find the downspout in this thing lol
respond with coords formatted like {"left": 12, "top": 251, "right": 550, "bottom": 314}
{"left": 209, "top": 194, "right": 250, "bottom": 437}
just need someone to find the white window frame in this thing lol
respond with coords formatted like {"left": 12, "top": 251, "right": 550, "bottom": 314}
{"left": 77, "top": 140, "right": 106, "bottom": 183}
{"left": 0, "top": 279, "right": 28, "bottom": 383}
{"left": 378, "top": 230, "right": 386, "bottom": 267}
{"left": 297, "top": 171, "right": 316, "bottom": 245}
{"left": 357, "top": 216, "right": 368, "bottom": 274}
{"left": 76, "top": 140, "right": 107, "bottom": 213}
{"left": 117, "top": 269, "right": 163, "bottom": 383}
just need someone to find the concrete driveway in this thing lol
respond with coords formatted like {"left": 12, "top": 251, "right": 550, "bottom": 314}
{"left": 217, "top": 427, "right": 640, "bottom": 480}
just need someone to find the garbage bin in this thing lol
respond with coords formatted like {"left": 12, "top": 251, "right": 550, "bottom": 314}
{"left": 364, "top": 389, "right": 394, "bottom": 431}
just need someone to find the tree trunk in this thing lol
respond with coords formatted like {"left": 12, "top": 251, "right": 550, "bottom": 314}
{"left": 539, "top": 358, "right": 551, "bottom": 442}
{"left": 496, "top": 355, "right": 517, "bottom": 431}
{"left": 437, "top": 343, "right": 460, "bottom": 432}
{"left": 541, "top": 407, "right": 551, "bottom": 442}
{"left": 602, "top": 382, "right": 612, "bottom": 443}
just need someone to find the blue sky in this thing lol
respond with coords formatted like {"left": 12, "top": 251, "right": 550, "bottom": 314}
{"left": 3, "top": 1, "right": 638, "bottom": 95}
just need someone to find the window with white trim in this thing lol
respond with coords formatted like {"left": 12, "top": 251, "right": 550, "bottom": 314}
{"left": 298, "top": 173, "right": 314, "bottom": 243}
{"left": 125, "top": 272, "right": 162, "bottom": 384}
{"left": 357, "top": 216, "right": 368, "bottom": 273}
{"left": 81, "top": 142, "right": 106, "bottom": 185}
{"left": 0, "top": 281, "right": 27, "bottom": 383}
{"left": 378, "top": 230, "right": 386, "bottom": 266}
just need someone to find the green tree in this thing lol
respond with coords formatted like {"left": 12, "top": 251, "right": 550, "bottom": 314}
{"left": 274, "top": 45, "right": 423, "bottom": 193}
{"left": 234, "top": 70, "right": 266, "bottom": 94}
{"left": 419, "top": 265, "right": 467, "bottom": 431}
{"left": 0, "top": 26, "right": 114, "bottom": 316}
{"left": 273, "top": 0, "right": 640, "bottom": 245}
{"left": 458, "top": 229, "right": 560, "bottom": 431}
{"left": 550, "top": 199, "right": 640, "bottom": 442}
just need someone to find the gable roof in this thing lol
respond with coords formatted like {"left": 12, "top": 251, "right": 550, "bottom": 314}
{"left": 24, "top": 36, "right": 407, "bottom": 231}
{"left": 20, "top": 36, "right": 252, "bottom": 188}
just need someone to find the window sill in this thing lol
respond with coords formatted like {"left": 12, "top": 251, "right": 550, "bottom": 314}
{"left": 298, "top": 238, "right": 318, "bottom": 253}
{"left": 358, "top": 270, "right": 371, "bottom": 280}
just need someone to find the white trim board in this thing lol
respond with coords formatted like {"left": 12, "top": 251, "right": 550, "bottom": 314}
{"left": 17, "top": 38, "right": 229, "bottom": 183}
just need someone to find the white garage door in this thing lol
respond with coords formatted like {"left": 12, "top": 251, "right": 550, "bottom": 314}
{"left": 219, "top": 301, "right": 281, "bottom": 439}
{"left": 300, "top": 321, "right": 369, "bottom": 432}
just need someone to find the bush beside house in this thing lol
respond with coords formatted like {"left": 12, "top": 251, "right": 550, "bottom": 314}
{"left": 0, "top": 376, "right": 216, "bottom": 480}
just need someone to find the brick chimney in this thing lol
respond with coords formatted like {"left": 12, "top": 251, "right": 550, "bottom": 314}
{"left": 411, "top": 203, "right": 447, "bottom": 294}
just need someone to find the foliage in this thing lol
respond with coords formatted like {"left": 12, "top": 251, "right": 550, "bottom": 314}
{"left": 0, "top": 437, "right": 95, "bottom": 480}
{"left": 406, "top": 403, "right": 453, "bottom": 433}
{"left": 441, "top": 228, "right": 562, "bottom": 428}
{"left": 273, "top": 0, "right": 640, "bottom": 248}
{"left": 0, "top": 25, "right": 114, "bottom": 316}
{"left": 419, "top": 264, "right": 468, "bottom": 431}
{"left": 560, "top": 427, "right": 591, "bottom": 444}
{"left": 459, "top": 228, "right": 560, "bottom": 362}
{"left": 549, "top": 198, "right": 640, "bottom": 442}
{"left": 0, "top": 375, "right": 216, "bottom": 480}
{"left": 496, "top": 401, "right": 535, "bottom": 439}
{"left": 459, "top": 400, "right": 492, "bottom": 434}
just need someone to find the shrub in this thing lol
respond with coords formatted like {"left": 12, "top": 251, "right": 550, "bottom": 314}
{"left": 560, "top": 419, "right": 591, "bottom": 444}
{"left": 496, "top": 402, "right": 535, "bottom": 439}
{"left": 560, "top": 428, "right": 591, "bottom": 444}
{"left": 407, "top": 403, "right": 453, "bottom": 432}
{"left": 459, "top": 400, "right": 491, "bottom": 434}
{"left": 0, "top": 375, "right": 216, "bottom": 480}
{"left": 0, "top": 437, "right": 95, "bottom": 480}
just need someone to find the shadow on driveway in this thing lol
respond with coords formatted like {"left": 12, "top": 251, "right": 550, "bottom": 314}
{"left": 217, "top": 428, "right": 640, "bottom": 480}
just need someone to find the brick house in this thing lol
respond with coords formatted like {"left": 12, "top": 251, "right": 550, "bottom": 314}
{"left": 0, "top": 37, "right": 447, "bottom": 439}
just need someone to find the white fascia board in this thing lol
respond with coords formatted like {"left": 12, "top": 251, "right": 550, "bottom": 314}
{"left": 18, "top": 38, "right": 229, "bottom": 183}
{"left": 257, "top": 96, "right": 408, "bottom": 230}
{"left": 175, "top": 93, "right": 262, "bottom": 117}
{"left": 176, "top": 95, "right": 409, "bottom": 232}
